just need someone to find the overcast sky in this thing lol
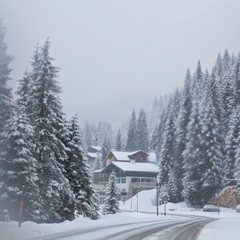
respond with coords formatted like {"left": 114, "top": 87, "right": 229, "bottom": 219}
{"left": 1, "top": 0, "right": 240, "bottom": 126}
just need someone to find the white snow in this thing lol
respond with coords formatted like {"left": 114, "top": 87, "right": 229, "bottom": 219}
{"left": 1, "top": 188, "right": 240, "bottom": 240}
{"left": 87, "top": 152, "right": 98, "bottom": 158}
{"left": 111, "top": 150, "right": 157, "bottom": 163}
{"left": 121, "top": 189, "right": 240, "bottom": 240}
{"left": 113, "top": 161, "right": 159, "bottom": 173}
{"left": 198, "top": 213, "right": 240, "bottom": 240}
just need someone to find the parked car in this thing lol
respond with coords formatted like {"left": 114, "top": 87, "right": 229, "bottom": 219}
{"left": 203, "top": 205, "right": 220, "bottom": 212}
{"left": 236, "top": 205, "right": 240, "bottom": 212}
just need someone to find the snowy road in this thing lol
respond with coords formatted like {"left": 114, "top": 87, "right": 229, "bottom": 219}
{"left": 143, "top": 217, "right": 214, "bottom": 240}
{"left": 30, "top": 215, "right": 214, "bottom": 240}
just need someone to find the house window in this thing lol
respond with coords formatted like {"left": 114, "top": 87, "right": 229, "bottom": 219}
{"left": 131, "top": 178, "right": 140, "bottom": 183}
{"left": 117, "top": 177, "right": 126, "bottom": 184}
{"left": 121, "top": 178, "right": 126, "bottom": 183}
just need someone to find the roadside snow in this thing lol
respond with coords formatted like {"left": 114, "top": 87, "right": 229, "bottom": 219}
{"left": 121, "top": 189, "right": 240, "bottom": 240}
{"left": 198, "top": 213, "right": 240, "bottom": 240}
{"left": 0, "top": 212, "right": 177, "bottom": 240}
{"left": 1, "top": 188, "right": 240, "bottom": 240}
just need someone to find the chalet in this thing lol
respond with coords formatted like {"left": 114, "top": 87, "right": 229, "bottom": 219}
{"left": 87, "top": 145, "right": 102, "bottom": 169}
{"left": 93, "top": 150, "right": 159, "bottom": 202}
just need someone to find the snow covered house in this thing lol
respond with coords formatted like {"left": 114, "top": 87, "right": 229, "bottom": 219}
{"left": 87, "top": 145, "right": 102, "bottom": 170}
{"left": 93, "top": 150, "right": 159, "bottom": 202}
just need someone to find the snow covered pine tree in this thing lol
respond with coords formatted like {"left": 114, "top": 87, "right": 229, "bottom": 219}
{"left": 103, "top": 170, "right": 120, "bottom": 215}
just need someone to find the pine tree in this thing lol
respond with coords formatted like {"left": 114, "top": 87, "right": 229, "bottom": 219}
{"left": 174, "top": 69, "right": 192, "bottom": 199}
{"left": 150, "top": 108, "right": 167, "bottom": 153}
{"left": 225, "top": 106, "right": 240, "bottom": 185}
{"left": 103, "top": 171, "right": 120, "bottom": 215}
{"left": 115, "top": 128, "right": 122, "bottom": 151}
{"left": 83, "top": 122, "right": 93, "bottom": 147}
{"left": 149, "top": 96, "right": 169, "bottom": 137}
{"left": 182, "top": 98, "right": 204, "bottom": 206}
{"left": 0, "top": 21, "right": 13, "bottom": 134}
{"left": 167, "top": 168, "right": 179, "bottom": 203}
{"left": 16, "top": 69, "right": 31, "bottom": 110}
{"left": 234, "top": 135, "right": 240, "bottom": 185}
{"left": 65, "top": 115, "right": 99, "bottom": 220}
{"left": 101, "top": 136, "right": 112, "bottom": 163}
{"left": 212, "top": 54, "right": 225, "bottom": 125}
{"left": 94, "top": 152, "right": 103, "bottom": 170}
{"left": 158, "top": 184, "right": 169, "bottom": 204}
{"left": 126, "top": 109, "right": 138, "bottom": 151}
{"left": 23, "top": 40, "right": 74, "bottom": 222}
{"left": 0, "top": 113, "right": 42, "bottom": 222}
{"left": 222, "top": 50, "right": 234, "bottom": 128}
{"left": 192, "top": 61, "right": 203, "bottom": 98}
{"left": 97, "top": 121, "right": 113, "bottom": 147}
{"left": 231, "top": 54, "right": 240, "bottom": 108}
{"left": 158, "top": 90, "right": 180, "bottom": 187}
{"left": 200, "top": 72, "right": 223, "bottom": 202}
{"left": 137, "top": 109, "right": 149, "bottom": 152}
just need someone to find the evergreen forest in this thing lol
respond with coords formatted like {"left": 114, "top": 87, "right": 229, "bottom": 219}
{"left": 1, "top": 17, "right": 240, "bottom": 224}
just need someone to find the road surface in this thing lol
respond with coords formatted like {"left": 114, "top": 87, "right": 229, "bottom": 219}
{"left": 32, "top": 215, "right": 215, "bottom": 240}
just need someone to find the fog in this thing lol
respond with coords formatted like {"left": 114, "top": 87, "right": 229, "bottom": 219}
{"left": 1, "top": 0, "right": 240, "bottom": 126}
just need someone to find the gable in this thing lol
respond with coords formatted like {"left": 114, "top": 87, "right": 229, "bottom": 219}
{"left": 128, "top": 150, "right": 149, "bottom": 162}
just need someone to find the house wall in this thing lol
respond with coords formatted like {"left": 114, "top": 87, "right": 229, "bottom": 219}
{"left": 116, "top": 176, "right": 157, "bottom": 198}
{"left": 93, "top": 163, "right": 159, "bottom": 201}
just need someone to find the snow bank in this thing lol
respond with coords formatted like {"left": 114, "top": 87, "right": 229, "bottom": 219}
{"left": 1, "top": 188, "right": 240, "bottom": 240}
{"left": 198, "top": 213, "right": 240, "bottom": 240}
{"left": 0, "top": 211, "right": 173, "bottom": 240}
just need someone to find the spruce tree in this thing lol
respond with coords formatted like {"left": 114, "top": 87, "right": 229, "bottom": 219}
{"left": 174, "top": 69, "right": 192, "bottom": 199}
{"left": 94, "top": 152, "right": 103, "bottom": 170}
{"left": 126, "top": 109, "right": 138, "bottom": 151}
{"left": 0, "top": 113, "right": 42, "bottom": 222}
{"left": 83, "top": 122, "right": 93, "bottom": 147}
{"left": 222, "top": 50, "right": 234, "bottom": 128}
{"left": 182, "top": 98, "right": 204, "bottom": 206}
{"left": 225, "top": 106, "right": 240, "bottom": 185}
{"left": 0, "top": 21, "right": 13, "bottom": 135}
{"left": 101, "top": 135, "right": 112, "bottom": 163}
{"left": 103, "top": 171, "right": 120, "bottom": 215}
{"left": 66, "top": 115, "right": 99, "bottom": 220}
{"left": 231, "top": 54, "right": 240, "bottom": 108}
{"left": 167, "top": 169, "right": 179, "bottom": 203}
{"left": 200, "top": 72, "right": 223, "bottom": 202}
{"left": 192, "top": 61, "right": 203, "bottom": 97}
{"left": 23, "top": 40, "right": 74, "bottom": 222}
{"left": 137, "top": 109, "right": 149, "bottom": 152}
{"left": 234, "top": 136, "right": 240, "bottom": 185}
{"left": 158, "top": 184, "right": 169, "bottom": 204}
{"left": 115, "top": 128, "right": 122, "bottom": 151}
{"left": 150, "top": 108, "right": 167, "bottom": 153}
{"left": 16, "top": 69, "right": 31, "bottom": 109}
{"left": 158, "top": 90, "right": 180, "bottom": 190}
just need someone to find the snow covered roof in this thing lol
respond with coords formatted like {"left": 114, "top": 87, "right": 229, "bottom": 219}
{"left": 147, "top": 153, "right": 157, "bottom": 163}
{"left": 111, "top": 150, "right": 156, "bottom": 163}
{"left": 112, "top": 162, "right": 159, "bottom": 173}
{"left": 89, "top": 146, "right": 101, "bottom": 151}
{"left": 111, "top": 151, "right": 131, "bottom": 161}
{"left": 87, "top": 152, "right": 97, "bottom": 158}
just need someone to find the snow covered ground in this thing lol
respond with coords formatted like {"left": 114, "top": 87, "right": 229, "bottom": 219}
{"left": 1, "top": 189, "right": 240, "bottom": 240}
{"left": 121, "top": 189, "right": 240, "bottom": 240}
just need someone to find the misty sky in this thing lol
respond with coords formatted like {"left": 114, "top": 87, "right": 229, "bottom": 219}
{"left": 1, "top": 0, "right": 240, "bottom": 126}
